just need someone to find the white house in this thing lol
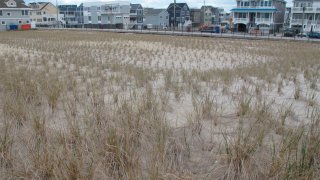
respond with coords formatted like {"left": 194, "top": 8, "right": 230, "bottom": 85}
{"left": 290, "top": 0, "right": 320, "bottom": 32}
{"left": 231, "top": 0, "right": 286, "bottom": 33}
{"left": 82, "top": 1, "right": 130, "bottom": 29}
{"left": 29, "top": 2, "right": 64, "bottom": 27}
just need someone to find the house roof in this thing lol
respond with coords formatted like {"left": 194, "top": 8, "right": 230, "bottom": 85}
{"left": 167, "top": 3, "right": 189, "bottom": 10}
{"left": 28, "top": 1, "right": 55, "bottom": 10}
{"left": 0, "top": 0, "right": 28, "bottom": 8}
{"left": 130, "top": 3, "right": 142, "bottom": 10}
{"left": 144, "top": 8, "right": 165, "bottom": 16}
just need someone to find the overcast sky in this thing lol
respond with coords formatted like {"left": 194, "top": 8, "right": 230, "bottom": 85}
{"left": 26, "top": 0, "right": 293, "bottom": 12}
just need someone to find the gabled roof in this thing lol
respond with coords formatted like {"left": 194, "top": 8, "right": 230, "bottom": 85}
{"left": 167, "top": 3, "right": 189, "bottom": 10}
{"left": 0, "top": 0, "right": 28, "bottom": 8}
{"left": 28, "top": 1, "right": 55, "bottom": 10}
{"left": 130, "top": 3, "right": 142, "bottom": 10}
{"left": 144, "top": 8, "right": 166, "bottom": 16}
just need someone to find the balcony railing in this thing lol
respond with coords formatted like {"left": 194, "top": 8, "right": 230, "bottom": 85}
{"left": 256, "top": 18, "right": 272, "bottom": 24}
{"left": 101, "top": 10, "right": 121, "bottom": 14}
{"left": 291, "top": 19, "right": 320, "bottom": 24}
{"left": 234, "top": 6, "right": 275, "bottom": 9}
{"left": 292, "top": 7, "right": 320, "bottom": 12}
{"left": 234, "top": 18, "right": 249, "bottom": 24}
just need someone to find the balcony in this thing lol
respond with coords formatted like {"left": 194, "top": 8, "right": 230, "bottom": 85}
{"left": 256, "top": 18, "right": 272, "bottom": 25}
{"left": 291, "top": 19, "right": 320, "bottom": 25}
{"left": 292, "top": 7, "right": 320, "bottom": 13}
{"left": 234, "top": 18, "right": 249, "bottom": 24}
{"left": 101, "top": 10, "right": 121, "bottom": 15}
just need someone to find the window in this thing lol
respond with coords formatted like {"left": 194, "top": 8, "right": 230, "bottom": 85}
{"left": 21, "top": 10, "right": 28, "bottom": 16}
{"left": 43, "top": 11, "right": 46, "bottom": 15}
{"left": 268, "top": 1, "right": 272, "bottom": 7}
{"left": 27, "top": 20, "right": 29, "bottom": 23}
{"left": 1, "top": 21, "right": 5, "bottom": 25}
{"left": 0, "top": 10, "right": 2, "bottom": 16}
{"left": 43, "top": 17, "right": 47, "bottom": 21}
{"left": 36, "top": 11, "right": 41, "bottom": 15}
{"left": 18, "top": 20, "right": 22, "bottom": 24}
{"left": 97, "top": 7, "right": 100, "bottom": 11}
{"left": 98, "top": 16, "right": 101, "bottom": 21}
{"left": 88, "top": 16, "right": 91, "bottom": 21}
{"left": 244, "top": 2, "right": 249, "bottom": 6}
{"left": 7, "top": 12, "right": 11, "bottom": 16}
{"left": 160, "top": 16, "right": 162, "bottom": 18}
{"left": 166, "top": 16, "right": 168, "bottom": 19}
{"left": 265, "top": 13, "right": 270, "bottom": 19}
{"left": 264, "top": 1, "right": 268, "bottom": 6}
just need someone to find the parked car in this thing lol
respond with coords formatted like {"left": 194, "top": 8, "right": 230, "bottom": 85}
{"left": 200, "top": 26, "right": 215, "bottom": 33}
{"left": 308, "top": 32, "right": 320, "bottom": 39}
{"left": 297, "top": 32, "right": 307, "bottom": 37}
{"left": 283, "top": 29, "right": 295, "bottom": 37}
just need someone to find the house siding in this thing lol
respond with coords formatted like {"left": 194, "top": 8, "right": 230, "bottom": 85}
{"left": 0, "top": 9, "right": 30, "bottom": 30}
{"left": 144, "top": 10, "right": 169, "bottom": 27}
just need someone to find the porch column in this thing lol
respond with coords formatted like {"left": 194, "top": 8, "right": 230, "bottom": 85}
{"left": 255, "top": 12, "right": 257, "bottom": 25}
{"left": 272, "top": 12, "right": 275, "bottom": 34}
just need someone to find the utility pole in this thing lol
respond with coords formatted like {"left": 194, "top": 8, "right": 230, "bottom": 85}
{"left": 173, "top": 0, "right": 176, "bottom": 30}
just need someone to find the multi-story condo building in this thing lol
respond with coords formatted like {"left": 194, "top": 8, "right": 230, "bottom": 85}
{"left": 29, "top": 2, "right": 63, "bottom": 27}
{"left": 82, "top": 1, "right": 130, "bottom": 29}
{"left": 58, "top": 5, "right": 83, "bottom": 28}
{"left": 167, "top": 3, "right": 190, "bottom": 27}
{"left": 129, "top": 3, "right": 143, "bottom": 29}
{"left": 0, "top": 0, "right": 31, "bottom": 31}
{"left": 82, "top": 2, "right": 105, "bottom": 28}
{"left": 101, "top": 1, "right": 130, "bottom": 28}
{"left": 143, "top": 8, "right": 169, "bottom": 28}
{"left": 290, "top": 0, "right": 320, "bottom": 32}
{"left": 231, "top": 0, "right": 286, "bottom": 33}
